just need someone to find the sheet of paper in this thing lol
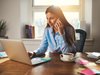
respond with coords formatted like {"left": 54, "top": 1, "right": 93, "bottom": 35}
{"left": 87, "top": 52, "right": 100, "bottom": 59}
{"left": 75, "top": 58, "right": 89, "bottom": 65}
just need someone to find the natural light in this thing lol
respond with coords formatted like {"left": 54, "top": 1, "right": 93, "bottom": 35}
{"left": 34, "top": 0, "right": 79, "bottom": 6}
{"left": 33, "top": 0, "right": 81, "bottom": 38}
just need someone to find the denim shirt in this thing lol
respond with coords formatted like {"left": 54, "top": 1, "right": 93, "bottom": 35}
{"left": 34, "top": 27, "right": 76, "bottom": 55}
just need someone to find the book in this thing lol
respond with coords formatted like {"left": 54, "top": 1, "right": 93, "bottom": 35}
{"left": 25, "top": 25, "right": 35, "bottom": 38}
{"left": 31, "top": 26, "right": 35, "bottom": 38}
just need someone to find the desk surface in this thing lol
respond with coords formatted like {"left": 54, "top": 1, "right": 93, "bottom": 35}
{"left": 0, "top": 53, "right": 100, "bottom": 75}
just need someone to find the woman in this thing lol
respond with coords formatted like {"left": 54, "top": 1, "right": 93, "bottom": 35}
{"left": 29, "top": 5, "right": 76, "bottom": 58}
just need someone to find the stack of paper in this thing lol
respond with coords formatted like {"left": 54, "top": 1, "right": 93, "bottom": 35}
{"left": 78, "top": 62, "right": 100, "bottom": 75}
{"left": 75, "top": 58, "right": 89, "bottom": 65}
{"left": 87, "top": 52, "right": 100, "bottom": 59}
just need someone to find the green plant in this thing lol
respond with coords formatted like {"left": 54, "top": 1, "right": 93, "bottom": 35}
{"left": 0, "top": 20, "right": 6, "bottom": 36}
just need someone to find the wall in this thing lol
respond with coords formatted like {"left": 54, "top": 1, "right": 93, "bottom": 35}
{"left": 0, "top": 0, "right": 31, "bottom": 39}
{"left": 0, "top": 0, "right": 100, "bottom": 51}
{"left": 84, "top": 0, "right": 92, "bottom": 39}
{"left": 83, "top": 0, "right": 100, "bottom": 52}
{"left": 20, "top": 0, "right": 32, "bottom": 38}
{"left": 0, "top": 0, "right": 21, "bottom": 39}
{"left": 92, "top": 0, "right": 100, "bottom": 51}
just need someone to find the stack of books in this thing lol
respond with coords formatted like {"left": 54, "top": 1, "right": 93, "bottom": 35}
{"left": 25, "top": 25, "right": 35, "bottom": 38}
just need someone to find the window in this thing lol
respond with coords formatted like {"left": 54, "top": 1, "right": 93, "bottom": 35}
{"left": 32, "top": 0, "right": 84, "bottom": 38}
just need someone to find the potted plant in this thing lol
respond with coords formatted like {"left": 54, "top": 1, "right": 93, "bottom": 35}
{"left": 0, "top": 20, "right": 6, "bottom": 37}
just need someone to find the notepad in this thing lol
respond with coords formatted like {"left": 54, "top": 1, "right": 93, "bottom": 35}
{"left": 31, "top": 57, "right": 51, "bottom": 65}
{"left": 0, "top": 51, "right": 7, "bottom": 58}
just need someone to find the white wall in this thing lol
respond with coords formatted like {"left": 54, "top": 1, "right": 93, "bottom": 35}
{"left": 0, "top": 0, "right": 31, "bottom": 39}
{"left": 0, "top": 0, "right": 21, "bottom": 39}
{"left": 20, "top": 0, "right": 32, "bottom": 38}
{"left": 84, "top": 0, "right": 100, "bottom": 51}
{"left": 84, "top": 0, "right": 92, "bottom": 39}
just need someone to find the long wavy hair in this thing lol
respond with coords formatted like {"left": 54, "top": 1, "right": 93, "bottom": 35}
{"left": 45, "top": 5, "right": 76, "bottom": 46}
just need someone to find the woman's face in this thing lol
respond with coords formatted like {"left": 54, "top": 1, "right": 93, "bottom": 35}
{"left": 46, "top": 12, "right": 58, "bottom": 28}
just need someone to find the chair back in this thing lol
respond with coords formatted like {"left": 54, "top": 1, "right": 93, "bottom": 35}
{"left": 75, "top": 29, "right": 87, "bottom": 52}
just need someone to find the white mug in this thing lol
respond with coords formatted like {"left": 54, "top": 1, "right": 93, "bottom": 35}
{"left": 60, "top": 53, "right": 74, "bottom": 62}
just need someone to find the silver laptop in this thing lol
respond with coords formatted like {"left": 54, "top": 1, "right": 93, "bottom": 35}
{"left": 0, "top": 39, "right": 51, "bottom": 65}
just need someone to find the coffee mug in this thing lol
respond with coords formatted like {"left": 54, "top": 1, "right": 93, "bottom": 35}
{"left": 60, "top": 53, "right": 74, "bottom": 62}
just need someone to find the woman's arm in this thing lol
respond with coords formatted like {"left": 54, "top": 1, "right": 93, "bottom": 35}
{"left": 34, "top": 29, "right": 48, "bottom": 55}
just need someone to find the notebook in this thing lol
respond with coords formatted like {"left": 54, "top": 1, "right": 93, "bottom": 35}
{"left": 0, "top": 39, "right": 51, "bottom": 65}
{"left": 0, "top": 51, "right": 7, "bottom": 58}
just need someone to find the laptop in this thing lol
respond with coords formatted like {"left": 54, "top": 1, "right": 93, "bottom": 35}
{"left": 0, "top": 39, "right": 51, "bottom": 65}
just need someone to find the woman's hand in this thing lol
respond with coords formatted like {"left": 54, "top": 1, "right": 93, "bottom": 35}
{"left": 54, "top": 19, "right": 64, "bottom": 35}
{"left": 28, "top": 52, "right": 36, "bottom": 59}
{"left": 28, "top": 52, "right": 45, "bottom": 59}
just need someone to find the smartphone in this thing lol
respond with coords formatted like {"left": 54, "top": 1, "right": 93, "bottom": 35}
{"left": 53, "top": 18, "right": 59, "bottom": 31}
